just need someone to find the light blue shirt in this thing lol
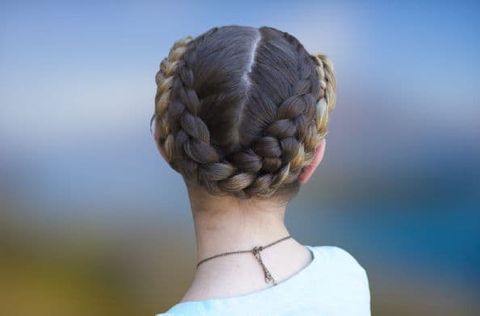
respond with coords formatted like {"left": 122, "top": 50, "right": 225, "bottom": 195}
{"left": 157, "top": 245, "right": 371, "bottom": 316}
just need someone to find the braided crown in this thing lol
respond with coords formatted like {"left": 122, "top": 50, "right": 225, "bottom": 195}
{"left": 151, "top": 27, "right": 337, "bottom": 199}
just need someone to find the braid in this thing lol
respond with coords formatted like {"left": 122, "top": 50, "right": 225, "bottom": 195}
{"left": 153, "top": 35, "right": 193, "bottom": 161}
{"left": 311, "top": 53, "right": 337, "bottom": 139}
{"left": 153, "top": 28, "right": 245, "bottom": 196}
{"left": 152, "top": 26, "right": 337, "bottom": 199}
{"left": 236, "top": 28, "right": 324, "bottom": 197}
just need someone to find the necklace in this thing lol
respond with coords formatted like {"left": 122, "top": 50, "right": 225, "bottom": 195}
{"left": 196, "top": 235, "right": 292, "bottom": 286}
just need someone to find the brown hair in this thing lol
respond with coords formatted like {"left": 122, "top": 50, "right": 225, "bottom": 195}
{"left": 151, "top": 25, "right": 336, "bottom": 200}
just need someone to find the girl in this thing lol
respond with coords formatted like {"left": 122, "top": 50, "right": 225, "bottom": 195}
{"left": 151, "top": 25, "right": 370, "bottom": 316}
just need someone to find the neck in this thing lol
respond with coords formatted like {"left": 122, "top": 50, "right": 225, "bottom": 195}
{"left": 180, "top": 185, "right": 313, "bottom": 302}
{"left": 187, "top": 186, "right": 292, "bottom": 266}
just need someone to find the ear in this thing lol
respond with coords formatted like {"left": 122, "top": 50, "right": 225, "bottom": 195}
{"left": 151, "top": 119, "right": 168, "bottom": 162}
{"left": 155, "top": 139, "right": 168, "bottom": 163}
{"left": 298, "top": 138, "right": 326, "bottom": 184}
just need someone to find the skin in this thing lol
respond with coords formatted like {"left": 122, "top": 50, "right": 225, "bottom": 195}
{"left": 154, "top": 132, "right": 326, "bottom": 302}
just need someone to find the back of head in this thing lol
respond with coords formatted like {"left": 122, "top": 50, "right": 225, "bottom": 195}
{"left": 152, "top": 25, "right": 336, "bottom": 200}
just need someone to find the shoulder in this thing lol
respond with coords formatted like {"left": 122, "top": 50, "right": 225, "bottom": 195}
{"left": 155, "top": 303, "right": 208, "bottom": 316}
{"left": 307, "top": 245, "right": 371, "bottom": 315}
{"left": 312, "top": 246, "right": 366, "bottom": 272}
{"left": 310, "top": 245, "right": 370, "bottom": 290}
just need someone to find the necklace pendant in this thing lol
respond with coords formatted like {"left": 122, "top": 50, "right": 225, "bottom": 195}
{"left": 264, "top": 269, "right": 277, "bottom": 285}
{"left": 251, "top": 246, "right": 277, "bottom": 286}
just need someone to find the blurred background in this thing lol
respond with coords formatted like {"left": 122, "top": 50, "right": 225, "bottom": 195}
{"left": 1, "top": 0, "right": 479, "bottom": 315}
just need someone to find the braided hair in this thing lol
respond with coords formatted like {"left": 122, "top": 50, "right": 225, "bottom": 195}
{"left": 151, "top": 25, "right": 336, "bottom": 200}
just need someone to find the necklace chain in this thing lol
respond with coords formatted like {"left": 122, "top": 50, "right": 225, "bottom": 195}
{"left": 196, "top": 235, "right": 292, "bottom": 286}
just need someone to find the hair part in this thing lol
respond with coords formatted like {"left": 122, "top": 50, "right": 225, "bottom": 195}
{"left": 151, "top": 25, "right": 336, "bottom": 201}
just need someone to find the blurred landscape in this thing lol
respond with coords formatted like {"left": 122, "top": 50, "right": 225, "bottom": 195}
{"left": 1, "top": 1, "right": 479, "bottom": 315}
